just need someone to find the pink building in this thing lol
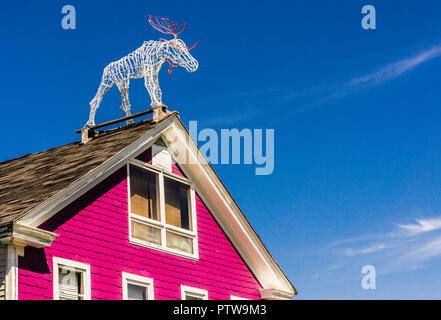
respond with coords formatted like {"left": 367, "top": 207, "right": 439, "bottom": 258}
{"left": 0, "top": 112, "right": 296, "bottom": 300}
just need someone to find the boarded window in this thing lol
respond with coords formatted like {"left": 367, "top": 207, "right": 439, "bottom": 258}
{"left": 164, "top": 177, "right": 190, "bottom": 230}
{"left": 130, "top": 165, "right": 159, "bottom": 221}
{"left": 166, "top": 231, "right": 193, "bottom": 254}
{"left": 131, "top": 221, "right": 161, "bottom": 245}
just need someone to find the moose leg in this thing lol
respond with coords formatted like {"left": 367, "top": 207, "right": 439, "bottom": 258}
{"left": 86, "top": 79, "right": 113, "bottom": 127}
{"left": 144, "top": 75, "right": 160, "bottom": 107}
{"left": 117, "top": 80, "right": 133, "bottom": 124}
{"left": 152, "top": 72, "right": 163, "bottom": 106}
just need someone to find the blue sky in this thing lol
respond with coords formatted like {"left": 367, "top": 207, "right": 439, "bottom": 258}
{"left": 1, "top": 1, "right": 441, "bottom": 299}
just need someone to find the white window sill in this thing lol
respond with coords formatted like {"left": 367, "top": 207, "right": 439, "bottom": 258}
{"left": 129, "top": 237, "right": 199, "bottom": 261}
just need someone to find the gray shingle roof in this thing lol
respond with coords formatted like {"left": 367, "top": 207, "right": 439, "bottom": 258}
{"left": 0, "top": 117, "right": 168, "bottom": 225}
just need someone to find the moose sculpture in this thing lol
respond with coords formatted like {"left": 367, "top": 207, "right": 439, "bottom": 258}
{"left": 85, "top": 15, "right": 199, "bottom": 127}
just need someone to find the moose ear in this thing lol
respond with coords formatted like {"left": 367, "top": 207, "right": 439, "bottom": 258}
{"left": 187, "top": 41, "right": 199, "bottom": 51}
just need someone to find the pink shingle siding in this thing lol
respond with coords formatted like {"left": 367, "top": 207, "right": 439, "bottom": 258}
{"left": 17, "top": 161, "right": 262, "bottom": 300}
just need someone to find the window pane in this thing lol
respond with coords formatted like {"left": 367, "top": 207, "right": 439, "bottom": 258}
{"left": 58, "top": 267, "right": 83, "bottom": 300}
{"left": 166, "top": 231, "right": 193, "bottom": 254}
{"left": 127, "top": 283, "right": 148, "bottom": 300}
{"left": 130, "top": 165, "right": 159, "bottom": 221}
{"left": 131, "top": 221, "right": 162, "bottom": 245}
{"left": 164, "top": 178, "right": 190, "bottom": 230}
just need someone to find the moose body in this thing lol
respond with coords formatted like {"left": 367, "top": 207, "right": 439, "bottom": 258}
{"left": 86, "top": 16, "right": 198, "bottom": 127}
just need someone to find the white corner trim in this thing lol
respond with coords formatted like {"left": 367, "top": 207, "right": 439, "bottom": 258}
{"left": 260, "top": 288, "right": 293, "bottom": 300}
{"left": 122, "top": 272, "right": 154, "bottom": 300}
{"left": 180, "top": 285, "right": 208, "bottom": 300}
{"left": 53, "top": 257, "right": 91, "bottom": 300}
{"left": 5, "top": 244, "right": 19, "bottom": 300}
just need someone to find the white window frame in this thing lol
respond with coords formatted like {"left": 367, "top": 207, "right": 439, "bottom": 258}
{"left": 128, "top": 160, "right": 199, "bottom": 260}
{"left": 53, "top": 257, "right": 91, "bottom": 300}
{"left": 122, "top": 272, "right": 154, "bottom": 300}
{"left": 230, "top": 295, "right": 251, "bottom": 300}
{"left": 181, "top": 285, "right": 208, "bottom": 300}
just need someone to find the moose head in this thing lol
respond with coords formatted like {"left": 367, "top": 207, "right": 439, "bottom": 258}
{"left": 148, "top": 15, "right": 199, "bottom": 75}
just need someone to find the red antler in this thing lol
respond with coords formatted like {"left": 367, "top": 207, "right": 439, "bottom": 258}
{"left": 186, "top": 41, "right": 199, "bottom": 51}
{"left": 148, "top": 15, "right": 187, "bottom": 38}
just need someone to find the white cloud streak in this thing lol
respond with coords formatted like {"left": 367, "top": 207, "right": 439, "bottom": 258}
{"left": 268, "top": 43, "right": 441, "bottom": 125}
{"left": 397, "top": 217, "right": 441, "bottom": 235}
{"left": 322, "top": 44, "right": 441, "bottom": 101}
{"left": 400, "top": 236, "right": 441, "bottom": 264}
{"left": 347, "top": 45, "right": 441, "bottom": 87}
{"left": 342, "top": 243, "right": 386, "bottom": 256}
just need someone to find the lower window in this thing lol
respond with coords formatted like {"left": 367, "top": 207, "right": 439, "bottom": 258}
{"left": 53, "top": 257, "right": 91, "bottom": 300}
{"left": 181, "top": 285, "right": 208, "bottom": 300}
{"left": 122, "top": 272, "right": 154, "bottom": 300}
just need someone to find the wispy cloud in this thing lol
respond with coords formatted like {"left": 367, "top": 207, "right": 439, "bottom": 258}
{"left": 323, "top": 215, "right": 441, "bottom": 276}
{"left": 400, "top": 236, "right": 441, "bottom": 263}
{"left": 347, "top": 45, "right": 441, "bottom": 86}
{"left": 200, "top": 43, "right": 441, "bottom": 127}
{"left": 397, "top": 217, "right": 441, "bottom": 235}
{"left": 318, "top": 44, "right": 441, "bottom": 102}
{"left": 342, "top": 243, "right": 387, "bottom": 256}
{"left": 265, "top": 43, "right": 441, "bottom": 125}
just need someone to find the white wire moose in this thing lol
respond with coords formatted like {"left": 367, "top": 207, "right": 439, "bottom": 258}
{"left": 85, "top": 15, "right": 199, "bottom": 127}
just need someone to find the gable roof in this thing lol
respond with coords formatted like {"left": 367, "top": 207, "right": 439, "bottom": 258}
{"left": 0, "top": 112, "right": 296, "bottom": 298}
{"left": 0, "top": 117, "right": 168, "bottom": 225}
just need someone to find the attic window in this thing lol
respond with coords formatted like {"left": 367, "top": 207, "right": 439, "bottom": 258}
{"left": 128, "top": 163, "right": 198, "bottom": 259}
